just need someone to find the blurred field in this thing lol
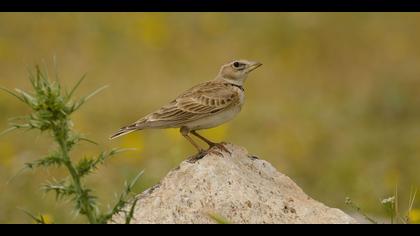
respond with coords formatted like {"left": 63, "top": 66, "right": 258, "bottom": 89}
{"left": 0, "top": 13, "right": 419, "bottom": 223}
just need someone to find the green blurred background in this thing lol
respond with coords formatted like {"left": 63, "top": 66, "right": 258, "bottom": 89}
{"left": 0, "top": 13, "right": 419, "bottom": 223}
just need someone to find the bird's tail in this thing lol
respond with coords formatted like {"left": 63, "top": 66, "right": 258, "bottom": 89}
{"left": 109, "top": 121, "right": 145, "bottom": 140}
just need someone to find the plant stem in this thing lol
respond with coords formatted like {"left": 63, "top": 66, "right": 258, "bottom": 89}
{"left": 57, "top": 129, "right": 97, "bottom": 224}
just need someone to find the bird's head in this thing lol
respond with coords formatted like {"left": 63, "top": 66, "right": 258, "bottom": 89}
{"left": 217, "top": 60, "right": 262, "bottom": 85}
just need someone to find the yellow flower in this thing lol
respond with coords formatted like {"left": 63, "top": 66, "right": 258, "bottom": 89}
{"left": 121, "top": 132, "right": 144, "bottom": 156}
{"left": 133, "top": 14, "right": 168, "bottom": 48}
{"left": 409, "top": 209, "right": 420, "bottom": 224}
{"left": 33, "top": 214, "right": 54, "bottom": 224}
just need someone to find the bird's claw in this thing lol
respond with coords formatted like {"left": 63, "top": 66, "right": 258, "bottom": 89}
{"left": 207, "top": 148, "right": 224, "bottom": 157}
{"left": 216, "top": 143, "right": 231, "bottom": 155}
{"left": 187, "top": 143, "right": 230, "bottom": 162}
{"left": 209, "top": 142, "right": 231, "bottom": 156}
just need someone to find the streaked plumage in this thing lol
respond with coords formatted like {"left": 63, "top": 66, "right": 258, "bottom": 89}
{"left": 110, "top": 59, "right": 262, "bottom": 157}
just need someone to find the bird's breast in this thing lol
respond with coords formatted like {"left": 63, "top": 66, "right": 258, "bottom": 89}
{"left": 186, "top": 105, "right": 242, "bottom": 130}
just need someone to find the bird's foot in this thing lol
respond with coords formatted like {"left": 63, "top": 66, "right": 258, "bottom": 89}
{"left": 187, "top": 143, "right": 231, "bottom": 162}
{"left": 207, "top": 147, "right": 224, "bottom": 157}
{"left": 209, "top": 142, "right": 231, "bottom": 156}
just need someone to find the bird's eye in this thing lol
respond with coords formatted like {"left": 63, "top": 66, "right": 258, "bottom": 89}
{"left": 233, "top": 62, "right": 243, "bottom": 69}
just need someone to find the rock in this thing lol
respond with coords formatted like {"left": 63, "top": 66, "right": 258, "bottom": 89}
{"left": 114, "top": 143, "right": 357, "bottom": 224}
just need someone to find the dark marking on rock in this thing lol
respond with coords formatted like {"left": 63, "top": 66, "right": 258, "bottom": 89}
{"left": 187, "top": 151, "right": 207, "bottom": 163}
{"left": 146, "top": 183, "right": 161, "bottom": 195}
{"left": 248, "top": 155, "right": 260, "bottom": 160}
{"left": 283, "top": 205, "right": 297, "bottom": 214}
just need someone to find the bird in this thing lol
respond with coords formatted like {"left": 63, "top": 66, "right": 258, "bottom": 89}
{"left": 110, "top": 59, "right": 262, "bottom": 158}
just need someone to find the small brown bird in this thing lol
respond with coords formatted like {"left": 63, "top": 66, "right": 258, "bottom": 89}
{"left": 110, "top": 60, "right": 262, "bottom": 157}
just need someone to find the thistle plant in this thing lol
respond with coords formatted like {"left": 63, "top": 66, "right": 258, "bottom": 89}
{"left": 1, "top": 66, "right": 141, "bottom": 224}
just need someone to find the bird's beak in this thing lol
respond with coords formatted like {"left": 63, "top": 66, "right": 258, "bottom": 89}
{"left": 246, "top": 62, "right": 263, "bottom": 73}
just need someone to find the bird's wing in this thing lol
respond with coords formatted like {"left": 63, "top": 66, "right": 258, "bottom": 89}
{"left": 109, "top": 80, "right": 239, "bottom": 139}
{"left": 144, "top": 80, "right": 240, "bottom": 126}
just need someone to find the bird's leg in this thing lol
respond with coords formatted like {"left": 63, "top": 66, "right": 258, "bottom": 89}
{"left": 183, "top": 134, "right": 204, "bottom": 153}
{"left": 191, "top": 130, "right": 231, "bottom": 155}
{"left": 180, "top": 127, "right": 207, "bottom": 161}
{"left": 190, "top": 130, "right": 214, "bottom": 146}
